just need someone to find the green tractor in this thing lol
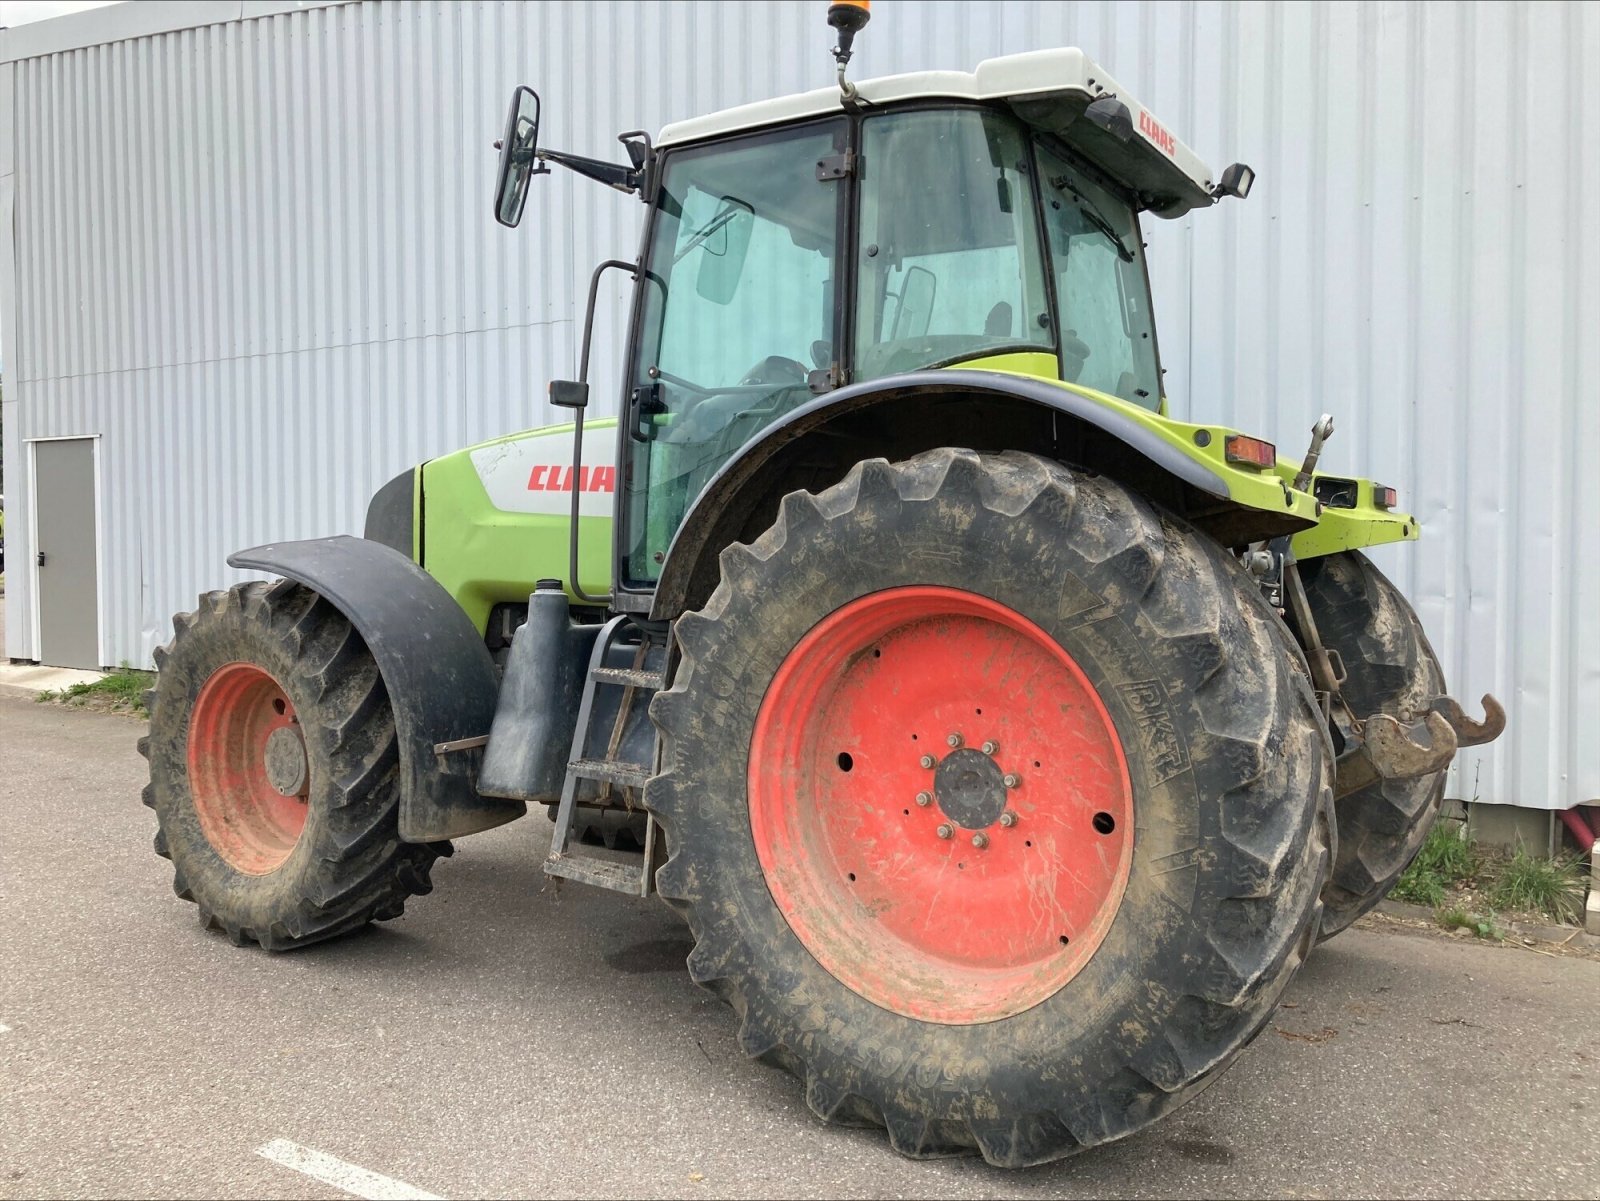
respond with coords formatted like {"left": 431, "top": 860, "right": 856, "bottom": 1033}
{"left": 141, "top": 4, "right": 1502, "bottom": 1166}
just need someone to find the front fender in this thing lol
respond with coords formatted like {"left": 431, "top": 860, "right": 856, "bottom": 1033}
{"left": 227, "top": 535, "right": 519, "bottom": 842}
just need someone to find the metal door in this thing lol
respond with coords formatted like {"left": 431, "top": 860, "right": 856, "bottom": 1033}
{"left": 33, "top": 438, "right": 101, "bottom": 669}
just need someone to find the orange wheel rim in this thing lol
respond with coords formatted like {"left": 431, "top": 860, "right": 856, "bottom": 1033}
{"left": 187, "top": 662, "right": 309, "bottom": 875}
{"left": 748, "top": 587, "right": 1133, "bottom": 1024}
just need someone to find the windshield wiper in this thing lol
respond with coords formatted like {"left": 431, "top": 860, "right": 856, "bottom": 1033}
{"left": 1049, "top": 175, "right": 1135, "bottom": 263}
{"left": 673, "top": 199, "right": 750, "bottom": 264}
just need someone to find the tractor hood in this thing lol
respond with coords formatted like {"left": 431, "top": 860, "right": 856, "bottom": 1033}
{"left": 362, "top": 421, "right": 621, "bottom": 635}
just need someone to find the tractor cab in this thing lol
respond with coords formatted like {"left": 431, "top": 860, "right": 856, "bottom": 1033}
{"left": 492, "top": 42, "right": 1254, "bottom": 596}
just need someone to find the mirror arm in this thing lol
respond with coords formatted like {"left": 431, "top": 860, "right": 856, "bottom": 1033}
{"left": 539, "top": 148, "right": 642, "bottom": 195}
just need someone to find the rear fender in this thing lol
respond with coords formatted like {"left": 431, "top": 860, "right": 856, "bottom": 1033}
{"left": 650, "top": 369, "right": 1316, "bottom": 620}
{"left": 227, "top": 535, "right": 520, "bottom": 842}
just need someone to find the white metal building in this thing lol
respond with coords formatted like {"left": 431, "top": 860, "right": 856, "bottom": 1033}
{"left": 1, "top": 0, "right": 1595, "bottom": 814}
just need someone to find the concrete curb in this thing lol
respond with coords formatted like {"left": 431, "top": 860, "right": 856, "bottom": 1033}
{"left": 0, "top": 662, "right": 107, "bottom": 700}
{"left": 1375, "top": 898, "right": 1600, "bottom": 952}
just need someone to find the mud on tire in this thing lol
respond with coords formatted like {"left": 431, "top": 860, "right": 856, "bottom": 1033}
{"left": 140, "top": 581, "right": 446, "bottom": 949}
{"left": 646, "top": 449, "right": 1334, "bottom": 1166}
{"left": 1302, "top": 550, "right": 1446, "bottom": 939}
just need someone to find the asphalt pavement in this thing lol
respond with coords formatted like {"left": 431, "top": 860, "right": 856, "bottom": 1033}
{"left": 2, "top": 691, "right": 1596, "bottom": 1200}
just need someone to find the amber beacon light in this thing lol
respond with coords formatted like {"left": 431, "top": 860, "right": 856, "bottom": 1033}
{"left": 828, "top": 1, "right": 872, "bottom": 100}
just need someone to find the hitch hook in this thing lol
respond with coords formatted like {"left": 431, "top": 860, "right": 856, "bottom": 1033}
{"left": 1335, "top": 710, "right": 1458, "bottom": 798}
{"left": 1429, "top": 693, "right": 1506, "bottom": 748}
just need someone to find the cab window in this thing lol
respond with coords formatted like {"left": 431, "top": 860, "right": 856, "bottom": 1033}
{"left": 1035, "top": 142, "right": 1162, "bottom": 409}
{"left": 853, "top": 108, "right": 1052, "bottom": 381}
{"left": 625, "top": 120, "right": 846, "bottom": 583}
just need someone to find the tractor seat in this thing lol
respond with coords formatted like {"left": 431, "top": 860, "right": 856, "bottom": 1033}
{"left": 984, "top": 301, "right": 1013, "bottom": 337}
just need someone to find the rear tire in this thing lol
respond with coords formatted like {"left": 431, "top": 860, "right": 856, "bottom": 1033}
{"left": 647, "top": 449, "right": 1332, "bottom": 1165}
{"left": 1302, "top": 550, "right": 1447, "bottom": 939}
{"left": 140, "top": 581, "right": 447, "bottom": 950}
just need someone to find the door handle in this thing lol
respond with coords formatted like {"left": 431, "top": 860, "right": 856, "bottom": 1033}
{"left": 629, "top": 381, "right": 665, "bottom": 442}
{"left": 36, "top": 550, "right": 46, "bottom": 567}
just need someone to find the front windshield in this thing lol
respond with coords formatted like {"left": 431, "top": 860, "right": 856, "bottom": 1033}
{"left": 625, "top": 119, "right": 846, "bottom": 582}
{"left": 853, "top": 108, "right": 1052, "bottom": 381}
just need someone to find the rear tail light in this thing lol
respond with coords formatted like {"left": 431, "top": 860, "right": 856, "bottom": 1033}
{"left": 1373, "top": 484, "right": 1398, "bottom": 509}
{"left": 1224, "top": 435, "right": 1277, "bottom": 469}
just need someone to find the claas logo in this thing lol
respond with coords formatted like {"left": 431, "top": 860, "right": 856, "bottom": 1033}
{"left": 1138, "top": 110, "right": 1175, "bottom": 156}
{"left": 527, "top": 465, "right": 616, "bottom": 492}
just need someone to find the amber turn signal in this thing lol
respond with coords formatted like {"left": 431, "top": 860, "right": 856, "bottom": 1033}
{"left": 1224, "top": 434, "right": 1277, "bottom": 469}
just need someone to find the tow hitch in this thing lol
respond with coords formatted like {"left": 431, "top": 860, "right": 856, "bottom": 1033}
{"left": 1334, "top": 693, "right": 1506, "bottom": 798}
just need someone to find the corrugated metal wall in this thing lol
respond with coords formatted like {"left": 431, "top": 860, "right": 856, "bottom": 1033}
{"left": 2, "top": 0, "right": 1596, "bottom": 809}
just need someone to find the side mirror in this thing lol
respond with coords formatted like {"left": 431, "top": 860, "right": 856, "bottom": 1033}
{"left": 493, "top": 86, "right": 543, "bottom": 228}
{"left": 693, "top": 198, "right": 755, "bottom": 305}
{"left": 1212, "top": 162, "right": 1255, "bottom": 200}
{"left": 548, "top": 379, "right": 589, "bottom": 409}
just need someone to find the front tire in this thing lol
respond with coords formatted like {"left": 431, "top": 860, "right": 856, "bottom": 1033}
{"left": 141, "top": 581, "right": 446, "bottom": 950}
{"left": 647, "top": 449, "right": 1332, "bottom": 1165}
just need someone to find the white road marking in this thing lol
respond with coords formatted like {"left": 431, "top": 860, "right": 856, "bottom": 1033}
{"left": 256, "top": 1139, "right": 443, "bottom": 1201}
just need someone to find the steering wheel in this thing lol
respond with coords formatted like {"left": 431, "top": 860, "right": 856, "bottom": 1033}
{"left": 738, "top": 355, "right": 809, "bottom": 387}
{"left": 655, "top": 356, "right": 812, "bottom": 445}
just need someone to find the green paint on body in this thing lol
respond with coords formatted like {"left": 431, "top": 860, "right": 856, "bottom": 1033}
{"left": 1290, "top": 480, "right": 1419, "bottom": 558}
{"left": 953, "top": 350, "right": 1063, "bottom": 380}
{"left": 419, "top": 419, "right": 617, "bottom": 633}
{"left": 990, "top": 370, "right": 1417, "bottom": 558}
{"left": 408, "top": 378, "right": 1414, "bottom": 632}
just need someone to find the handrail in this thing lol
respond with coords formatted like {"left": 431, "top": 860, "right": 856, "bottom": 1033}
{"left": 566, "top": 258, "right": 638, "bottom": 606}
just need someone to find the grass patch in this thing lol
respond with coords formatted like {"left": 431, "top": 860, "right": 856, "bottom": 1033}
{"left": 1434, "top": 904, "right": 1505, "bottom": 941}
{"left": 1391, "top": 868, "right": 1446, "bottom": 907}
{"left": 1391, "top": 821, "right": 1477, "bottom": 906}
{"left": 37, "top": 663, "right": 154, "bottom": 716}
{"left": 1488, "top": 845, "right": 1588, "bottom": 924}
{"left": 1390, "top": 818, "right": 1592, "bottom": 931}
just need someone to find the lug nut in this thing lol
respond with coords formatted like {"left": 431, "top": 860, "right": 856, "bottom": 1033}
{"left": 972, "top": 832, "right": 989, "bottom": 849}
{"left": 915, "top": 791, "right": 932, "bottom": 807}
{"left": 919, "top": 754, "right": 936, "bottom": 769}
{"left": 947, "top": 733, "right": 963, "bottom": 748}
{"left": 936, "top": 823, "right": 953, "bottom": 840}
{"left": 981, "top": 740, "right": 999, "bottom": 756}
{"left": 999, "top": 811, "right": 1018, "bottom": 828}
{"left": 1003, "top": 773, "right": 1021, "bottom": 789}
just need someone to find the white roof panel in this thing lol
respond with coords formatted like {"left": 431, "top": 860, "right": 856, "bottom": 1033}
{"left": 657, "top": 48, "right": 1217, "bottom": 215}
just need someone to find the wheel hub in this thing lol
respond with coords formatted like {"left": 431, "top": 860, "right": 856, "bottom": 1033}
{"left": 931, "top": 746, "right": 1009, "bottom": 829}
{"left": 748, "top": 586, "right": 1134, "bottom": 1025}
{"left": 263, "top": 726, "right": 309, "bottom": 797}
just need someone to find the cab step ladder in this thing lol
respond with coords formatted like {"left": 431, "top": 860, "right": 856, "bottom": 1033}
{"left": 543, "top": 615, "right": 668, "bottom": 895}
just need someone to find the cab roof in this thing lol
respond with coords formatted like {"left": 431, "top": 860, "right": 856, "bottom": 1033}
{"left": 656, "top": 48, "right": 1220, "bottom": 219}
